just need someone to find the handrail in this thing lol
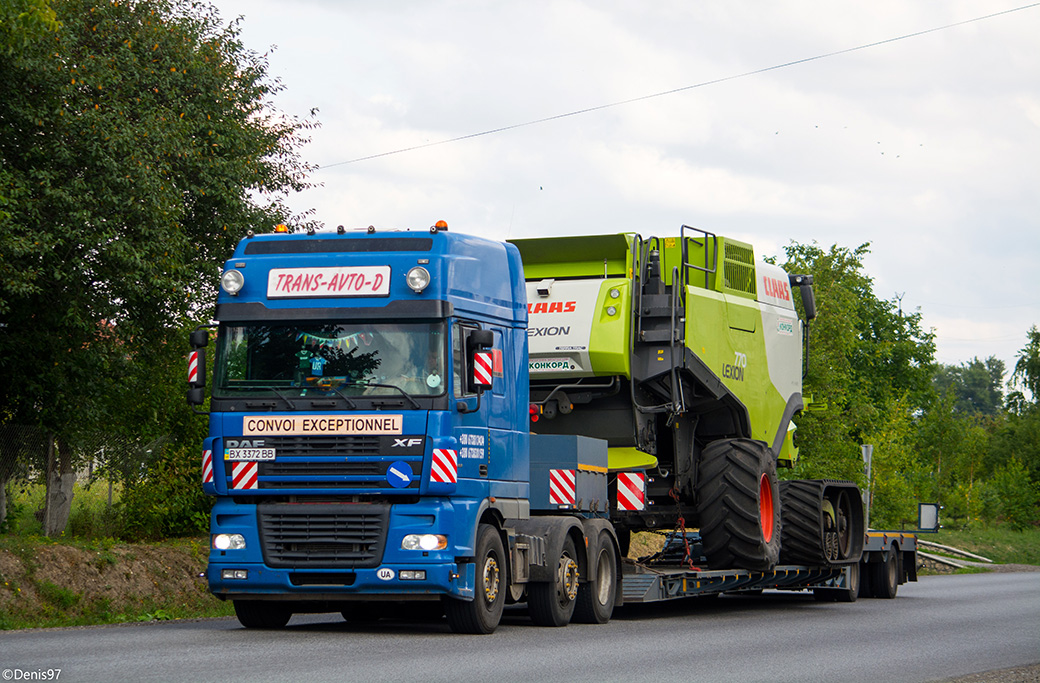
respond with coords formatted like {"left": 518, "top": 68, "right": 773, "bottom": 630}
{"left": 680, "top": 224, "right": 719, "bottom": 291}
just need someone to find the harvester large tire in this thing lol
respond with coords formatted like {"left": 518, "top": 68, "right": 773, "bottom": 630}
{"left": 779, "top": 480, "right": 864, "bottom": 566}
{"left": 696, "top": 439, "right": 781, "bottom": 571}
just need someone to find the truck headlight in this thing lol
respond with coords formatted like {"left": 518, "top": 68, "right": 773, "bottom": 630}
{"left": 406, "top": 266, "right": 430, "bottom": 293}
{"left": 402, "top": 534, "right": 447, "bottom": 551}
{"left": 221, "top": 269, "right": 245, "bottom": 295}
{"left": 213, "top": 533, "right": 246, "bottom": 550}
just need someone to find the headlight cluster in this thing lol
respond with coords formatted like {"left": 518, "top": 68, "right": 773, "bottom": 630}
{"left": 401, "top": 534, "right": 447, "bottom": 551}
{"left": 605, "top": 287, "right": 622, "bottom": 317}
{"left": 213, "top": 533, "right": 246, "bottom": 550}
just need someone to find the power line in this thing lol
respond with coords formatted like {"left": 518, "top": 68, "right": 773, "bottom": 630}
{"left": 321, "top": 3, "right": 1040, "bottom": 168}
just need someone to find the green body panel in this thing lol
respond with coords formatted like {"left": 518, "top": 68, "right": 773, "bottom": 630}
{"left": 511, "top": 230, "right": 803, "bottom": 471}
{"left": 684, "top": 287, "right": 790, "bottom": 456}
{"left": 607, "top": 446, "right": 659, "bottom": 471}
{"left": 588, "top": 279, "right": 631, "bottom": 376}
{"left": 513, "top": 233, "right": 633, "bottom": 280}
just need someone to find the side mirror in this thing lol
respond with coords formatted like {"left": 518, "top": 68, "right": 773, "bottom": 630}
{"left": 187, "top": 326, "right": 209, "bottom": 408}
{"left": 189, "top": 329, "right": 210, "bottom": 348}
{"left": 918, "top": 503, "right": 940, "bottom": 533}
{"left": 467, "top": 329, "right": 494, "bottom": 393}
{"left": 187, "top": 347, "right": 206, "bottom": 406}
{"left": 472, "top": 351, "right": 493, "bottom": 391}
{"left": 458, "top": 328, "right": 495, "bottom": 413}
{"left": 789, "top": 274, "right": 816, "bottom": 321}
{"left": 187, "top": 386, "right": 207, "bottom": 406}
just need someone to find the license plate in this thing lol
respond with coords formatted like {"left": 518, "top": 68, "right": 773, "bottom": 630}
{"left": 226, "top": 448, "right": 276, "bottom": 461}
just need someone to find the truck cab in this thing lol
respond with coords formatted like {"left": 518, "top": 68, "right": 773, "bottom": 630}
{"left": 191, "top": 224, "right": 531, "bottom": 629}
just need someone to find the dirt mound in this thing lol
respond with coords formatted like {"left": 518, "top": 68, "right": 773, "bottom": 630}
{"left": 0, "top": 539, "right": 221, "bottom": 628}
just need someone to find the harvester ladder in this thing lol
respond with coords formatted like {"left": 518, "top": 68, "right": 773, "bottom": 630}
{"left": 630, "top": 227, "right": 720, "bottom": 419}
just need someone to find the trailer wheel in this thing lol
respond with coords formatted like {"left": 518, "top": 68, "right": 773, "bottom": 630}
{"left": 871, "top": 545, "right": 900, "bottom": 599}
{"left": 233, "top": 600, "right": 292, "bottom": 629}
{"left": 529, "top": 535, "right": 580, "bottom": 627}
{"left": 697, "top": 439, "right": 781, "bottom": 571}
{"left": 573, "top": 531, "right": 618, "bottom": 624}
{"left": 445, "top": 524, "right": 506, "bottom": 634}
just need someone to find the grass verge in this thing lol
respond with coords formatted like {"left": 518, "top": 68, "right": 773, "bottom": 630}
{"left": 924, "top": 527, "right": 1040, "bottom": 566}
{"left": 0, "top": 535, "right": 233, "bottom": 630}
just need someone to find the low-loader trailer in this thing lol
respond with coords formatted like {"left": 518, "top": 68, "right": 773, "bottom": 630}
{"left": 189, "top": 222, "right": 915, "bottom": 633}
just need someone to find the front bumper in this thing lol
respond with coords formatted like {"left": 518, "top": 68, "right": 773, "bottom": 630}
{"left": 207, "top": 497, "right": 478, "bottom": 601}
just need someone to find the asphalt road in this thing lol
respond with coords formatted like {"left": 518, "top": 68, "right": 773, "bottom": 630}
{"left": 2, "top": 572, "right": 1038, "bottom": 683}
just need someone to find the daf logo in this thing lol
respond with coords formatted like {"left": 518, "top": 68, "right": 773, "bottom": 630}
{"left": 226, "top": 439, "right": 265, "bottom": 448}
{"left": 392, "top": 438, "right": 423, "bottom": 448}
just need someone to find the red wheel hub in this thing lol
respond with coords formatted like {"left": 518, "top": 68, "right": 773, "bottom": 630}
{"left": 759, "top": 473, "right": 775, "bottom": 543}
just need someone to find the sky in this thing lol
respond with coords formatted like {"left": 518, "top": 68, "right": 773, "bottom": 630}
{"left": 208, "top": 0, "right": 1039, "bottom": 377}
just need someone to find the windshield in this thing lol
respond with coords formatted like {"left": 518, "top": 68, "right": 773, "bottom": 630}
{"left": 214, "top": 321, "right": 447, "bottom": 399}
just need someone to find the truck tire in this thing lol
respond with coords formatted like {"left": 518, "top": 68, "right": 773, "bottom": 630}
{"left": 573, "top": 531, "right": 617, "bottom": 624}
{"left": 871, "top": 545, "right": 900, "bottom": 599}
{"left": 529, "top": 535, "right": 580, "bottom": 627}
{"left": 233, "top": 600, "right": 292, "bottom": 629}
{"left": 444, "top": 524, "right": 506, "bottom": 634}
{"left": 696, "top": 439, "right": 781, "bottom": 571}
{"left": 341, "top": 602, "right": 383, "bottom": 623}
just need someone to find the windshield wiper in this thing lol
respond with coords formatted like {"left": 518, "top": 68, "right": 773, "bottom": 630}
{"left": 323, "top": 386, "right": 358, "bottom": 410}
{"left": 356, "top": 382, "right": 421, "bottom": 409}
{"left": 244, "top": 386, "right": 298, "bottom": 410}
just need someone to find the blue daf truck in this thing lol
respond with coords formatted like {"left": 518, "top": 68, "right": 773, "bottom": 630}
{"left": 189, "top": 222, "right": 918, "bottom": 633}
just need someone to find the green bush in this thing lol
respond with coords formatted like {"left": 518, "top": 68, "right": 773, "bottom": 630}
{"left": 989, "top": 457, "right": 1039, "bottom": 531}
{"left": 119, "top": 445, "right": 212, "bottom": 540}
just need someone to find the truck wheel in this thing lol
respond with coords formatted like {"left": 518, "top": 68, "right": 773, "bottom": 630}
{"left": 871, "top": 545, "right": 900, "bottom": 599}
{"left": 697, "top": 439, "right": 781, "bottom": 571}
{"left": 445, "top": 524, "right": 506, "bottom": 634}
{"left": 233, "top": 600, "right": 292, "bottom": 629}
{"left": 573, "top": 531, "right": 617, "bottom": 624}
{"left": 341, "top": 602, "right": 383, "bottom": 623}
{"left": 529, "top": 535, "right": 580, "bottom": 627}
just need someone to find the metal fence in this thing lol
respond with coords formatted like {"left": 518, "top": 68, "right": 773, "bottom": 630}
{"left": 0, "top": 423, "right": 168, "bottom": 490}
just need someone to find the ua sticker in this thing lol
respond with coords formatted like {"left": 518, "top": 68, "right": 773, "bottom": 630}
{"left": 377, "top": 568, "right": 395, "bottom": 581}
{"left": 387, "top": 461, "right": 413, "bottom": 488}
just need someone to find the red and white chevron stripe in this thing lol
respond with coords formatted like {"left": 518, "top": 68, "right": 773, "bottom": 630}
{"left": 617, "top": 472, "right": 646, "bottom": 511}
{"left": 473, "top": 351, "right": 493, "bottom": 387}
{"left": 202, "top": 449, "right": 213, "bottom": 484}
{"left": 431, "top": 449, "right": 458, "bottom": 484}
{"left": 231, "top": 461, "right": 258, "bottom": 490}
{"left": 549, "top": 469, "right": 576, "bottom": 506}
{"left": 188, "top": 351, "right": 199, "bottom": 384}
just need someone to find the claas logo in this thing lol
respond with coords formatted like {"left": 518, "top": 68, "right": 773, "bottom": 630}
{"left": 528, "top": 301, "right": 577, "bottom": 314}
{"left": 761, "top": 277, "right": 791, "bottom": 301}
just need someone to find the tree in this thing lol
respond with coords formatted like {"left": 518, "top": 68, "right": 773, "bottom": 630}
{"left": 934, "top": 356, "right": 1006, "bottom": 416}
{"left": 1008, "top": 325, "right": 1040, "bottom": 411}
{"left": 0, "top": 0, "right": 317, "bottom": 535}
{"left": 0, "top": 0, "right": 61, "bottom": 56}
{"left": 779, "top": 242, "right": 936, "bottom": 491}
